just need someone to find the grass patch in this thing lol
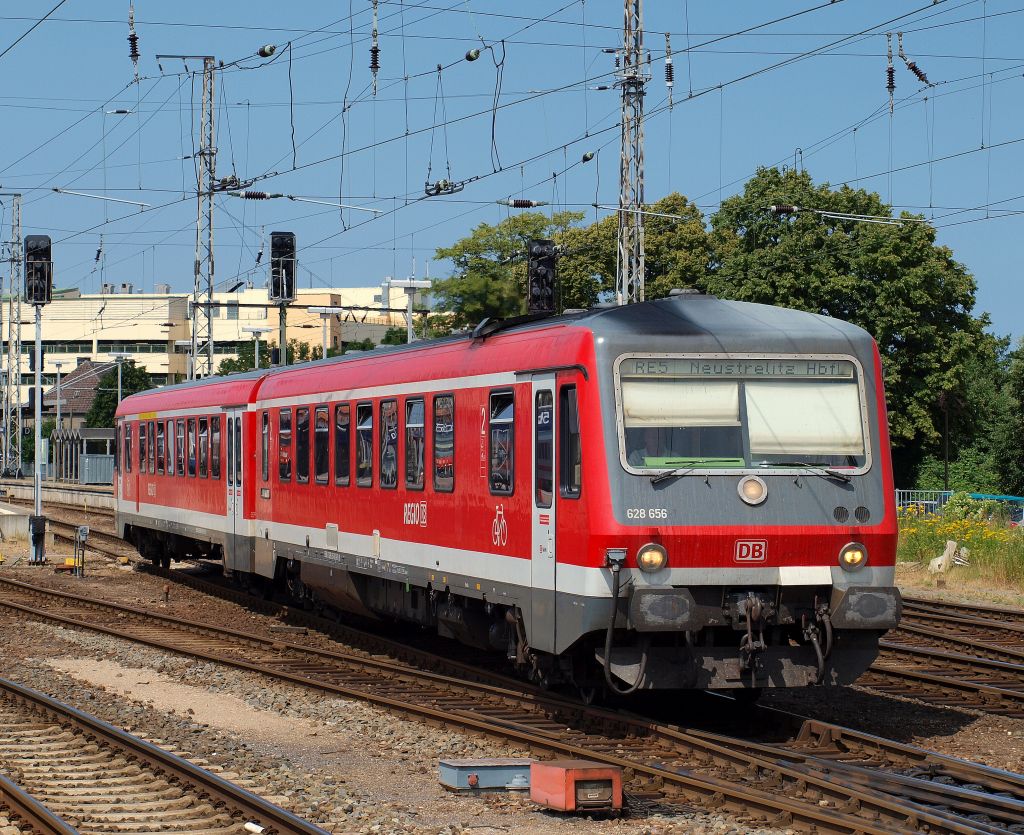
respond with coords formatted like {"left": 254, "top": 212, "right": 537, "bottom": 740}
{"left": 898, "top": 508, "right": 1024, "bottom": 587}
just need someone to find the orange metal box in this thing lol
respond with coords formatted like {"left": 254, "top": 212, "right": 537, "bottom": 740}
{"left": 529, "top": 759, "right": 623, "bottom": 812}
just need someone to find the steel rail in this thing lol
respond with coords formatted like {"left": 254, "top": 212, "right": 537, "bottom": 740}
{"left": 0, "top": 577, "right": 1011, "bottom": 835}
{"left": 903, "top": 596, "right": 1024, "bottom": 626}
{"left": 0, "top": 772, "right": 77, "bottom": 835}
{"left": 0, "top": 676, "right": 329, "bottom": 835}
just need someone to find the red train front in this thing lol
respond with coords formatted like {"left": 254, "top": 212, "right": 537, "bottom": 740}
{"left": 115, "top": 293, "right": 901, "bottom": 695}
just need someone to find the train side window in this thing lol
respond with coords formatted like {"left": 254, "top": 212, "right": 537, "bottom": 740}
{"left": 176, "top": 420, "right": 185, "bottom": 476}
{"left": 432, "top": 394, "right": 454, "bottom": 493}
{"left": 334, "top": 404, "right": 350, "bottom": 486}
{"left": 124, "top": 424, "right": 132, "bottom": 473}
{"left": 488, "top": 391, "right": 514, "bottom": 495}
{"left": 166, "top": 420, "right": 174, "bottom": 478}
{"left": 199, "top": 418, "right": 209, "bottom": 478}
{"left": 148, "top": 421, "right": 156, "bottom": 473}
{"left": 356, "top": 402, "right": 373, "bottom": 487}
{"left": 261, "top": 411, "right": 269, "bottom": 482}
{"left": 115, "top": 425, "right": 121, "bottom": 474}
{"left": 314, "top": 407, "right": 329, "bottom": 484}
{"left": 234, "top": 417, "right": 241, "bottom": 485}
{"left": 226, "top": 415, "right": 234, "bottom": 486}
{"left": 156, "top": 422, "right": 165, "bottom": 475}
{"left": 405, "top": 398, "right": 425, "bottom": 490}
{"left": 278, "top": 409, "right": 292, "bottom": 482}
{"left": 380, "top": 399, "right": 398, "bottom": 489}
{"left": 139, "top": 422, "right": 147, "bottom": 473}
{"left": 296, "top": 407, "right": 310, "bottom": 483}
{"left": 535, "top": 390, "right": 553, "bottom": 508}
{"left": 211, "top": 416, "right": 221, "bottom": 480}
{"left": 187, "top": 418, "right": 197, "bottom": 476}
{"left": 559, "top": 385, "right": 581, "bottom": 498}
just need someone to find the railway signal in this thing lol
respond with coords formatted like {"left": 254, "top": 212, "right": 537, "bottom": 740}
{"left": 527, "top": 238, "right": 557, "bottom": 316}
{"left": 24, "top": 235, "right": 52, "bottom": 305}
{"left": 269, "top": 231, "right": 296, "bottom": 303}
{"left": 23, "top": 234, "right": 52, "bottom": 566}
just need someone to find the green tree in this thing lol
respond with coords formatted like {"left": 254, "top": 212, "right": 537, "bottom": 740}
{"left": 994, "top": 339, "right": 1024, "bottom": 495}
{"left": 23, "top": 418, "right": 55, "bottom": 466}
{"left": 707, "top": 167, "right": 990, "bottom": 484}
{"left": 382, "top": 326, "right": 407, "bottom": 345}
{"left": 85, "top": 360, "right": 153, "bottom": 427}
{"left": 431, "top": 211, "right": 584, "bottom": 327}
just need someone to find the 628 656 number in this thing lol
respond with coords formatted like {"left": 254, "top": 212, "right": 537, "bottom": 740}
{"left": 626, "top": 507, "right": 667, "bottom": 520}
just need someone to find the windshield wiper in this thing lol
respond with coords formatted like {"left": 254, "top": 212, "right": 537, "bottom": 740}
{"left": 650, "top": 459, "right": 718, "bottom": 485}
{"left": 766, "top": 462, "right": 852, "bottom": 483}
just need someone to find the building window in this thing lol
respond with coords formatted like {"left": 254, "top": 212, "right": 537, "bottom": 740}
{"left": 535, "top": 390, "right": 553, "bottom": 508}
{"left": 433, "top": 394, "right": 454, "bottom": 493}
{"left": 356, "top": 402, "right": 373, "bottom": 487}
{"left": 380, "top": 399, "right": 398, "bottom": 489}
{"left": 488, "top": 391, "right": 514, "bottom": 495}
{"left": 156, "top": 422, "right": 165, "bottom": 475}
{"left": 278, "top": 409, "right": 292, "bottom": 482}
{"left": 211, "top": 416, "right": 221, "bottom": 479}
{"left": 296, "top": 407, "right": 310, "bottom": 483}
{"left": 199, "top": 418, "right": 209, "bottom": 478}
{"left": 261, "top": 411, "right": 269, "bottom": 482}
{"left": 187, "top": 418, "right": 197, "bottom": 476}
{"left": 176, "top": 419, "right": 185, "bottom": 475}
{"left": 314, "top": 407, "right": 329, "bottom": 484}
{"left": 405, "top": 398, "right": 425, "bottom": 490}
{"left": 334, "top": 404, "right": 350, "bottom": 486}
{"left": 560, "top": 385, "right": 581, "bottom": 498}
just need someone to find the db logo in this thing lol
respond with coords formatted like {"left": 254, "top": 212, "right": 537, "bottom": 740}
{"left": 734, "top": 540, "right": 767, "bottom": 563}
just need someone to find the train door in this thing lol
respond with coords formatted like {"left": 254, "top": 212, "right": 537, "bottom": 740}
{"left": 530, "top": 374, "right": 557, "bottom": 653}
{"left": 225, "top": 409, "right": 245, "bottom": 571}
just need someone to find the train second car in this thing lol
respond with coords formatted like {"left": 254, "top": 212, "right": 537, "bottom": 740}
{"left": 115, "top": 293, "right": 901, "bottom": 694}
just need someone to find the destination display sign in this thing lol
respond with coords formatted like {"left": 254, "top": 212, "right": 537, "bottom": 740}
{"left": 621, "top": 357, "right": 855, "bottom": 380}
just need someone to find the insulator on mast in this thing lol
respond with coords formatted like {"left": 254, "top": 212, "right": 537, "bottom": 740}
{"left": 370, "top": 0, "right": 380, "bottom": 96}
{"left": 664, "top": 33, "right": 674, "bottom": 109}
{"left": 127, "top": 2, "right": 140, "bottom": 79}
{"left": 897, "top": 31, "right": 930, "bottom": 84}
{"left": 886, "top": 33, "right": 895, "bottom": 114}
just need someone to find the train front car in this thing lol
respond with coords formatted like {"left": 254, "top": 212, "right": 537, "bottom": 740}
{"left": 577, "top": 293, "right": 900, "bottom": 693}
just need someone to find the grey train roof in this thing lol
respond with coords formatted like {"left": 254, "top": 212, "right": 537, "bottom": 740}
{"left": 128, "top": 295, "right": 874, "bottom": 401}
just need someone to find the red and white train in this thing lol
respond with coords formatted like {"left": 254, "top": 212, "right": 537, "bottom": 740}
{"left": 115, "top": 292, "right": 901, "bottom": 694}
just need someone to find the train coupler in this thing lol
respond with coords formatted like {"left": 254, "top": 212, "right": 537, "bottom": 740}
{"left": 738, "top": 594, "right": 769, "bottom": 686}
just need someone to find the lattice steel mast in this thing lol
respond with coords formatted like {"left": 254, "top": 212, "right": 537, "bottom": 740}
{"left": 616, "top": 0, "right": 649, "bottom": 305}
{"left": 2, "top": 193, "right": 22, "bottom": 475}
{"left": 192, "top": 57, "right": 217, "bottom": 378}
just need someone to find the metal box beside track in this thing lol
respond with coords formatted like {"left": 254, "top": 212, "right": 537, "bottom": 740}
{"left": 529, "top": 759, "right": 623, "bottom": 812}
{"left": 438, "top": 758, "right": 531, "bottom": 791}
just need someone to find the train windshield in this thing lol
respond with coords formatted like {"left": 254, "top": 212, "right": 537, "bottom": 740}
{"left": 618, "top": 357, "right": 867, "bottom": 472}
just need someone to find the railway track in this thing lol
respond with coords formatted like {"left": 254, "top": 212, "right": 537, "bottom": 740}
{"left": 0, "top": 674, "right": 327, "bottom": 835}
{"left": 0, "top": 770, "right": 75, "bottom": 834}
{"left": 0, "top": 577, "right": 1019, "bottom": 833}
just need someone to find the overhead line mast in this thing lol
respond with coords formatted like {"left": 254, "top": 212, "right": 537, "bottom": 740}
{"left": 616, "top": 0, "right": 649, "bottom": 306}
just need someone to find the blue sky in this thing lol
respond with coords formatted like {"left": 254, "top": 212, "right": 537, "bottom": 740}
{"left": 1, "top": 1, "right": 1021, "bottom": 340}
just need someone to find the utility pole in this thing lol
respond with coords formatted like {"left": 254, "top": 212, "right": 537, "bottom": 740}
{"left": 1, "top": 193, "right": 23, "bottom": 476}
{"left": 390, "top": 279, "right": 431, "bottom": 343}
{"left": 616, "top": 0, "right": 648, "bottom": 305}
{"left": 159, "top": 54, "right": 217, "bottom": 379}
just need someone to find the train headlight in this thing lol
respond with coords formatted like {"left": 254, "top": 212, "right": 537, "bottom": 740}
{"left": 839, "top": 542, "right": 868, "bottom": 571}
{"left": 636, "top": 543, "right": 668, "bottom": 572}
{"left": 737, "top": 475, "right": 767, "bottom": 506}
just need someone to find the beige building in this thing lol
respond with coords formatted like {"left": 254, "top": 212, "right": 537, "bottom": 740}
{"left": 1, "top": 283, "right": 424, "bottom": 406}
